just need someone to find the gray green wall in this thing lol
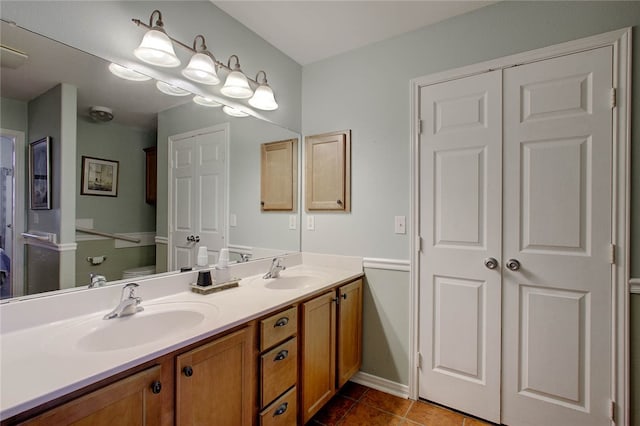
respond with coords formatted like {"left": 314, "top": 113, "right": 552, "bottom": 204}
{"left": 300, "top": 1, "right": 639, "bottom": 422}
{"left": 76, "top": 118, "right": 155, "bottom": 234}
{"left": 0, "top": 97, "right": 28, "bottom": 134}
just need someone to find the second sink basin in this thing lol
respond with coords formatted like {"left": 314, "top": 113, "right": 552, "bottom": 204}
{"left": 45, "top": 301, "right": 219, "bottom": 353}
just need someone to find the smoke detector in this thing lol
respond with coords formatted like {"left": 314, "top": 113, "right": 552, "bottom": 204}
{"left": 89, "top": 106, "right": 114, "bottom": 122}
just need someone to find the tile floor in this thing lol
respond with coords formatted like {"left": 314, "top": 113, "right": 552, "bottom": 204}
{"left": 307, "top": 382, "right": 494, "bottom": 426}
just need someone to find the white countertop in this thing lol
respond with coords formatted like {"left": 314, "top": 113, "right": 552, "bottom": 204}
{"left": 0, "top": 253, "right": 363, "bottom": 421}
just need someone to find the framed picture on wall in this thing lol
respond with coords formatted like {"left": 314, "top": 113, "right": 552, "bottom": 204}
{"left": 29, "top": 137, "right": 51, "bottom": 210}
{"left": 81, "top": 156, "right": 119, "bottom": 197}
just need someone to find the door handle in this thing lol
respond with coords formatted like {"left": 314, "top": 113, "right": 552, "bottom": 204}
{"left": 484, "top": 257, "right": 498, "bottom": 270}
{"left": 506, "top": 259, "right": 521, "bottom": 271}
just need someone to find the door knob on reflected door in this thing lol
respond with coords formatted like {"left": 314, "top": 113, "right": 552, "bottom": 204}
{"left": 484, "top": 257, "right": 498, "bottom": 269}
{"left": 506, "top": 259, "right": 521, "bottom": 271}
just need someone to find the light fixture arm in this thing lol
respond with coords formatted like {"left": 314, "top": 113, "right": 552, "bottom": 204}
{"left": 255, "top": 70, "right": 268, "bottom": 85}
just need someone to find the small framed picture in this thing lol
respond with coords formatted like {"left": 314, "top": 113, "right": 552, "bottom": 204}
{"left": 29, "top": 137, "right": 51, "bottom": 210}
{"left": 81, "top": 156, "right": 119, "bottom": 197}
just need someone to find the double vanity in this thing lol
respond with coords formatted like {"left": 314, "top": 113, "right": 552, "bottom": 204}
{"left": 0, "top": 253, "right": 364, "bottom": 425}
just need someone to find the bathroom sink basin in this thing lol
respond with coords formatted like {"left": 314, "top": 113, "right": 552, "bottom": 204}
{"left": 46, "top": 301, "right": 218, "bottom": 352}
{"left": 246, "top": 270, "right": 329, "bottom": 290}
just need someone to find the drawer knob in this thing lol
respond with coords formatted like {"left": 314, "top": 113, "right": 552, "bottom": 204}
{"left": 273, "top": 402, "right": 288, "bottom": 417}
{"left": 274, "top": 349, "right": 289, "bottom": 361}
{"left": 183, "top": 366, "right": 194, "bottom": 377}
{"left": 274, "top": 317, "right": 289, "bottom": 327}
{"left": 150, "top": 380, "right": 162, "bottom": 394}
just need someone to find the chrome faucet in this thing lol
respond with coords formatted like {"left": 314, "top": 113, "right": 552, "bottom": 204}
{"left": 88, "top": 273, "right": 107, "bottom": 288}
{"left": 240, "top": 253, "right": 251, "bottom": 263}
{"left": 263, "top": 257, "right": 286, "bottom": 279}
{"left": 103, "top": 283, "right": 143, "bottom": 320}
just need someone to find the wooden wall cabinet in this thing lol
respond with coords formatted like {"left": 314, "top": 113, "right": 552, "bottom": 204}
{"left": 176, "top": 327, "right": 254, "bottom": 426}
{"left": 300, "top": 278, "right": 363, "bottom": 423}
{"left": 261, "top": 139, "right": 298, "bottom": 211}
{"left": 144, "top": 146, "right": 157, "bottom": 205}
{"left": 304, "top": 130, "right": 351, "bottom": 212}
{"left": 20, "top": 365, "right": 164, "bottom": 426}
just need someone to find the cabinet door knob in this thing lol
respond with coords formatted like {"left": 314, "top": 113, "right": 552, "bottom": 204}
{"left": 341, "top": 293, "right": 347, "bottom": 300}
{"left": 274, "top": 317, "right": 289, "bottom": 327}
{"left": 273, "top": 402, "right": 288, "bottom": 417}
{"left": 274, "top": 350, "right": 289, "bottom": 362}
{"left": 182, "top": 366, "right": 194, "bottom": 377}
{"left": 150, "top": 380, "right": 162, "bottom": 394}
{"left": 332, "top": 297, "right": 340, "bottom": 305}
{"left": 337, "top": 199, "right": 343, "bottom": 206}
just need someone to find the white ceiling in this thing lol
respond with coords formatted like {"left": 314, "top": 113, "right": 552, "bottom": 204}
{"left": 213, "top": 1, "right": 496, "bottom": 65}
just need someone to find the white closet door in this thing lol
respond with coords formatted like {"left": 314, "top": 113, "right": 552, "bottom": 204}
{"left": 170, "top": 126, "right": 227, "bottom": 270}
{"left": 418, "top": 70, "right": 502, "bottom": 423}
{"left": 502, "top": 47, "right": 613, "bottom": 426}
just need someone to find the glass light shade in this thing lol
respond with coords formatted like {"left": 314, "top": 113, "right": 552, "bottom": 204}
{"left": 108, "top": 63, "right": 152, "bottom": 81}
{"left": 156, "top": 81, "right": 190, "bottom": 96}
{"left": 193, "top": 95, "right": 222, "bottom": 107}
{"left": 220, "top": 70, "right": 253, "bottom": 99}
{"left": 182, "top": 53, "right": 220, "bottom": 85}
{"left": 248, "top": 84, "right": 278, "bottom": 110}
{"left": 134, "top": 29, "right": 181, "bottom": 67}
{"left": 222, "top": 105, "right": 249, "bottom": 117}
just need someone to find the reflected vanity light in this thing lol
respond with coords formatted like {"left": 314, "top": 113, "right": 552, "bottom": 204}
{"left": 132, "top": 9, "right": 278, "bottom": 110}
{"left": 133, "top": 10, "right": 180, "bottom": 67}
{"left": 193, "top": 95, "right": 222, "bottom": 107}
{"left": 222, "top": 105, "right": 249, "bottom": 117}
{"left": 156, "top": 80, "right": 190, "bottom": 96}
{"left": 108, "top": 63, "right": 152, "bottom": 82}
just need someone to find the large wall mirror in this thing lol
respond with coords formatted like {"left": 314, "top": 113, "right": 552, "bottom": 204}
{"left": 0, "top": 21, "right": 301, "bottom": 300}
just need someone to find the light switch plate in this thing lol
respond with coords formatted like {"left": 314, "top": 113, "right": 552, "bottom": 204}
{"left": 395, "top": 215, "right": 406, "bottom": 234}
{"left": 289, "top": 215, "right": 297, "bottom": 230}
{"left": 229, "top": 213, "right": 237, "bottom": 227}
{"left": 307, "top": 215, "right": 315, "bottom": 231}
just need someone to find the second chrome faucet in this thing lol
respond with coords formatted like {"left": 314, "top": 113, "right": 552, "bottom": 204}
{"left": 103, "top": 283, "right": 143, "bottom": 320}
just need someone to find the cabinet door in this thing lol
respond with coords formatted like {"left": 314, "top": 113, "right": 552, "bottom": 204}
{"left": 261, "top": 139, "right": 297, "bottom": 211}
{"left": 304, "top": 130, "right": 350, "bottom": 211}
{"left": 176, "top": 328, "right": 253, "bottom": 426}
{"left": 301, "top": 291, "right": 336, "bottom": 423}
{"left": 21, "top": 366, "right": 163, "bottom": 426}
{"left": 337, "top": 279, "right": 363, "bottom": 388}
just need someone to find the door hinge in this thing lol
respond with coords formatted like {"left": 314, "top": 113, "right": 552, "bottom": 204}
{"left": 610, "top": 88, "right": 617, "bottom": 109}
{"left": 609, "top": 400, "right": 616, "bottom": 422}
{"left": 417, "top": 236, "right": 423, "bottom": 253}
{"left": 418, "top": 119, "right": 424, "bottom": 135}
{"left": 609, "top": 243, "right": 616, "bottom": 265}
{"left": 415, "top": 352, "right": 422, "bottom": 369}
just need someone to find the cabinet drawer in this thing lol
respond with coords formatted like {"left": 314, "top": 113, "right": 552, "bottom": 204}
{"left": 259, "top": 386, "right": 297, "bottom": 426}
{"left": 261, "top": 337, "right": 297, "bottom": 407}
{"left": 261, "top": 306, "right": 297, "bottom": 351}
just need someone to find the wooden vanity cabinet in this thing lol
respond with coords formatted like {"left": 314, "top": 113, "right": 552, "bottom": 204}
{"left": 300, "top": 278, "right": 363, "bottom": 423}
{"left": 19, "top": 365, "right": 164, "bottom": 426}
{"left": 176, "top": 327, "right": 254, "bottom": 426}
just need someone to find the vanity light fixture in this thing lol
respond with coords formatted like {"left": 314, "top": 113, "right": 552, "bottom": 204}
{"left": 108, "top": 63, "right": 152, "bottom": 82}
{"left": 133, "top": 10, "right": 181, "bottom": 67}
{"left": 222, "top": 105, "right": 249, "bottom": 118}
{"left": 248, "top": 71, "right": 278, "bottom": 110}
{"left": 193, "top": 95, "right": 222, "bottom": 107}
{"left": 156, "top": 80, "right": 190, "bottom": 96}
{"left": 181, "top": 35, "right": 220, "bottom": 85}
{"left": 220, "top": 55, "right": 253, "bottom": 99}
{"left": 132, "top": 9, "right": 279, "bottom": 110}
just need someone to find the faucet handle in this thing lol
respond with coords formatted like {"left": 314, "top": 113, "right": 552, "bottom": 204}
{"left": 121, "top": 282, "right": 139, "bottom": 299}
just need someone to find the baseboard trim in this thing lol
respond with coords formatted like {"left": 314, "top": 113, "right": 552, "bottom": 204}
{"left": 363, "top": 257, "right": 410, "bottom": 272}
{"left": 155, "top": 236, "right": 168, "bottom": 245}
{"left": 630, "top": 278, "right": 640, "bottom": 294}
{"left": 350, "top": 371, "right": 410, "bottom": 399}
